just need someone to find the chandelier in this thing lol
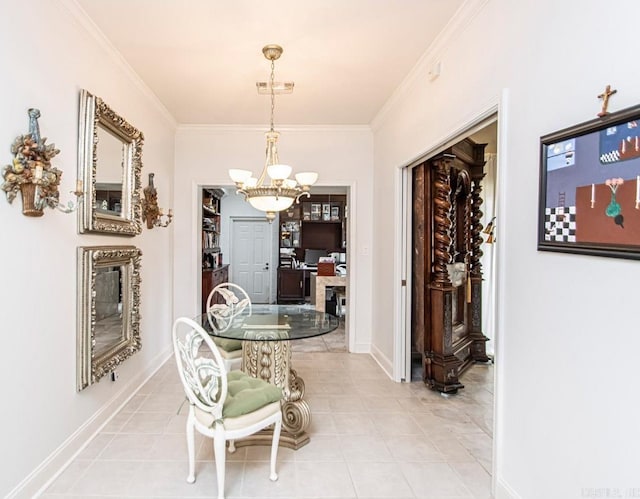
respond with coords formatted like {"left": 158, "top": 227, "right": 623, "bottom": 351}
{"left": 229, "top": 45, "right": 318, "bottom": 222}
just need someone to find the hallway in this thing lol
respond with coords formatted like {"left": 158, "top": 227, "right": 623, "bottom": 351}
{"left": 43, "top": 352, "right": 493, "bottom": 498}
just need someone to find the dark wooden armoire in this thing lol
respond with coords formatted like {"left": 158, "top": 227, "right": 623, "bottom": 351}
{"left": 412, "top": 137, "right": 490, "bottom": 394}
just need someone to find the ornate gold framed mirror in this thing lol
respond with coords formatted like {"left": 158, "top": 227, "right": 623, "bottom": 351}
{"left": 78, "top": 89, "right": 143, "bottom": 235}
{"left": 77, "top": 245, "right": 142, "bottom": 391}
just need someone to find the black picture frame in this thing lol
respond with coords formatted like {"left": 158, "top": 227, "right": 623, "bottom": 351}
{"left": 538, "top": 104, "right": 640, "bottom": 260}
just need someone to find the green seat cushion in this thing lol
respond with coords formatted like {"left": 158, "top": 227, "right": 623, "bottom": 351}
{"left": 222, "top": 371, "right": 283, "bottom": 418}
{"left": 214, "top": 337, "right": 243, "bottom": 352}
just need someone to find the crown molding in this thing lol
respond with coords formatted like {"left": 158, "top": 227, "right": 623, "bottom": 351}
{"left": 58, "top": 0, "right": 177, "bottom": 128}
{"left": 371, "top": 0, "right": 490, "bottom": 131}
{"left": 176, "top": 124, "right": 372, "bottom": 134}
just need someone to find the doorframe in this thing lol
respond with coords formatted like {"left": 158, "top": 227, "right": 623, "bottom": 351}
{"left": 392, "top": 92, "right": 509, "bottom": 496}
{"left": 311, "top": 181, "right": 356, "bottom": 353}
{"left": 394, "top": 104, "right": 500, "bottom": 381}
{"left": 229, "top": 216, "right": 275, "bottom": 303}
{"left": 393, "top": 164, "right": 412, "bottom": 381}
{"left": 193, "top": 181, "right": 357, "bottom": 351}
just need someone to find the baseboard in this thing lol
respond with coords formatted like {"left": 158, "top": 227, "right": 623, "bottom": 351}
{"left": 7, "top": 346, "right": 173, "bottom": 499}
{"left": 495, "top": 477, "right": 522, "bottom": 499}
{"left": 370, "top": 343, "right": 393, "bottom": 379}
{"left": 351, "top": 341, "right": 371, "bottom": 354}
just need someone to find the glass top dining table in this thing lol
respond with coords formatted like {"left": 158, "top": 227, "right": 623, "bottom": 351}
{"left": 193, "top": 304, "right": 339, "bottom": 341}
{"left": 193, "top": 304, "right": 339, "bottom": 449}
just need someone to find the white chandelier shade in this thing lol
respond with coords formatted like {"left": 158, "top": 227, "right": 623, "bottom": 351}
{"left": 248, "top": 194, "right": 295, "bottom": 212}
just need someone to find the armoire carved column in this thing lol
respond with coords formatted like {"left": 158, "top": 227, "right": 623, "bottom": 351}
{"left": 468, "top": 175, "right": 491, "bottom": 363}
{"left": 427, "top": 155, "right": 465, "bottom": 393}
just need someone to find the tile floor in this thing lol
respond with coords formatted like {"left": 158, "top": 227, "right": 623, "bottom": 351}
{"left": 42, "top": 329, "right": 494, "bottom": 498}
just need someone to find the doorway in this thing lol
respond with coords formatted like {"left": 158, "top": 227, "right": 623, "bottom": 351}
{"left": 398, "top": 116, "right": 499, "bottom": 383}
{"left": 230, "top": 218, "right": 273, "bottom": 303}
{"left": 397, "top": 114, "right": 500, "bottom": 493}
{"left": 203, "top": 182, "right": 355, "bottom": 349}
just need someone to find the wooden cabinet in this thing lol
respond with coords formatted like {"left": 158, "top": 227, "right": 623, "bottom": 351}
{"left": 280, "top": 219, "right": 301, "bottom": 248}
{"left": 277, "top": 269, "right": 305, "bottom": 303}
{"left": 301, "top": 199, "right": 343, "bottom": 223}
{"left": 412, "top": 138, "right": 490, "bottom": 394}
{"left": 202, "top": 264, "right": 229, "bottom": 312}
{"left": 278, "top": 194, "right": 346, "bottom": 266}
{"left": 277, "top": 194, "right": 347, "bottom": 303}
{"left": 201, "top": 188, "right": 227, "bottom": 313}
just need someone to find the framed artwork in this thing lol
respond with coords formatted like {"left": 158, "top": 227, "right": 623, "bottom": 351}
{"left": 538, "top": 104, "right": 640, "bottom": 260}
{"left": 310, "top": 203, "right": 321, "bottom": 221}
{"left": 330, "top": 206, "right": 340, "bottom": 221}
{"left": 322, "top": 203, "right": 330, "bottom": 221}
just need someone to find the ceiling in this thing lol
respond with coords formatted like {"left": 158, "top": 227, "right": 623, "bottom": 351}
{"left": 77, "top": 0, "right": 465, "bottom": 125}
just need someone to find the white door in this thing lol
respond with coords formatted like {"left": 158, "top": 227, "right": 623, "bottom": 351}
{"left": 231, "top": 219, "right": 271, "bottom": 303}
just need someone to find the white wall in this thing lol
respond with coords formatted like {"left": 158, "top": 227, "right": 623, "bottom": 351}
{"left": 174, "top": 126, "right": 373, "bottom": 351}
{"left": 0, "top": 1, "right": 176, "bottom": 496}
{"left": 372, "top": 0, "right": 640, "bottom": 497}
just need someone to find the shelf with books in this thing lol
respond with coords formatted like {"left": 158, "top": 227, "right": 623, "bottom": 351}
{"left": 202, "top": 188, "right": 225, "bottom": 270}
{"left": 201, "top": 188, "right": 228, "bottom": 313}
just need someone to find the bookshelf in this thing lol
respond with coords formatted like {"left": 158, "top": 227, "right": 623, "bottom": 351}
{"left": 201, "top": 188, "right": 229, "bottom": 313}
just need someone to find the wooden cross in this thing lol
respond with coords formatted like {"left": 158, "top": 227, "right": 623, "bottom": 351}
{"left": 597, "top": 85, "right": 617, "bottom": 117}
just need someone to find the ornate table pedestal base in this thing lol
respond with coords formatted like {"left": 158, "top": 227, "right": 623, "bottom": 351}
{"left": 236, "top": 334, "right": 311, "bottom": 450}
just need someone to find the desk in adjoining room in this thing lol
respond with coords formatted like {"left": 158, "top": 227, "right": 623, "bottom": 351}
{"left": 309, "top": 272, "right": 347, "bottom": 313}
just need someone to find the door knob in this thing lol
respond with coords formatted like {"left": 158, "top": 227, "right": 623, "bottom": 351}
{"left": 264, "top": 262, "right": 270, "bottom": 270}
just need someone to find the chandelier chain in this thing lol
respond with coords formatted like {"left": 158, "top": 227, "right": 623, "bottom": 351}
{"left": 270, "top": 58, "right": 275, "bottom": 132}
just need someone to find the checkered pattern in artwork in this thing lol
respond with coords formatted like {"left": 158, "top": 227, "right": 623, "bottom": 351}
{"left": 600, "top": 149, "right": 621, "bottom": 164}
{"left": 544, "top": 206, "right": 576, "bottom": 242}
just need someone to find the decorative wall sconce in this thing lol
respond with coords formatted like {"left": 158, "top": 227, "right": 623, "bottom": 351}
{"left": 141, "top": 173, "right": 172, "bottom": 229}
{"left": 483, "top": 216, "right": 496, "bottom": 244}
{"left": 1, "top": 109, "right": 82, "bottom": 216}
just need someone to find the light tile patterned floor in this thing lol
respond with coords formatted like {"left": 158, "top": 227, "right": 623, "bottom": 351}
{"left": 42, "top": 344, "right": 494, "bottom": 498}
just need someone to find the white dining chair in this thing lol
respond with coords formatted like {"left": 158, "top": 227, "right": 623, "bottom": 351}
{"left": 172, "top": 317, "right": 282, "bottom": 499}
{"left": 206, "top": 282, "right": 252, "bottom": 371}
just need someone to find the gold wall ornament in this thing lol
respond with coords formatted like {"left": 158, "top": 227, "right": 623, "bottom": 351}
{"left": 1, "top": 108, "right": 82, "bottom": 216}
{"left": 483, "top": 216, "right": 496, "bottom": 244}
{"left": 141, "top": 173, "right": 173, "bottom": 229}
{"left": 482, "top": 216, "right": 495, "bottom": 235}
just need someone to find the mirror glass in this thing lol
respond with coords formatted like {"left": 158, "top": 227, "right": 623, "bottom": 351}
{"left": 77, "top": 246, "right": 141, "bottom": 391}
{"left": 95, "top": 126, "right": 125, "bottom": 217}
{"left": 94, "top": 265, "right": 124, "bottom": 357}
{"left": 78, "top": 89, "right": 143, "bottom": 235}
